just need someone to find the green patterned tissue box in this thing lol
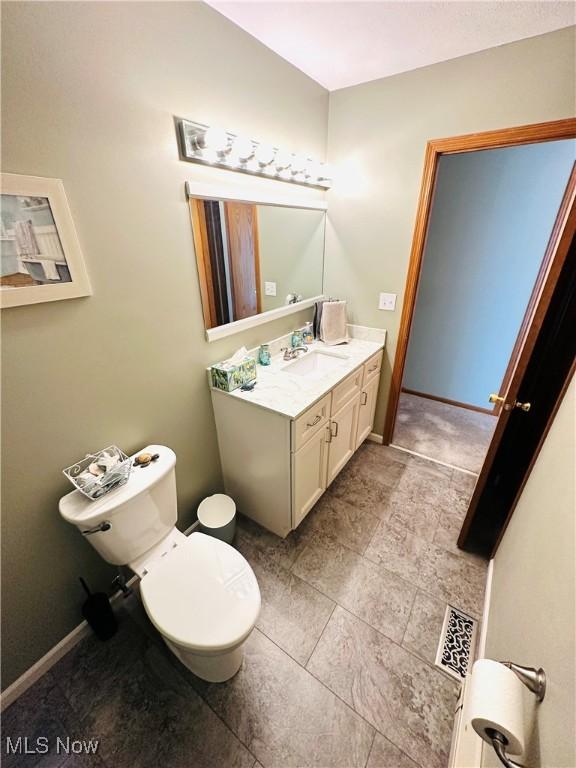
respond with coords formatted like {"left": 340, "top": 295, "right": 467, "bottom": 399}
{"left": 211, "top": 356, "right": 257, "bottom": 392}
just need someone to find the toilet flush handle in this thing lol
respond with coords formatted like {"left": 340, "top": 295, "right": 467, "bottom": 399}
{"left": 82, "top": 521, "right": 112, "bottom": 536}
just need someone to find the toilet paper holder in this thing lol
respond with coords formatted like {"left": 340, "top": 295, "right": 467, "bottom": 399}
{"left": 486, "top": 662, "right": 546, "bottom": 768}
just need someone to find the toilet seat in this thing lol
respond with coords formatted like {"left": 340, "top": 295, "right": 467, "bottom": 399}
{"left": 139, "top": 532, "right": 260, "bottom": 654}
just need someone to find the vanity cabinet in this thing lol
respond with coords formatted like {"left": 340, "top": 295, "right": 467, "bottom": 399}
{"left": 211, "top": 348, "right": 383, "bottom": 537}
{"left": 355, "top": 376, "right": 379, "bottom": 449}
{"left": 326, "top": 394, "right": 360, "bottom": 485}
{"left": 292, "top": 427, "right": 329, "bottom": 528}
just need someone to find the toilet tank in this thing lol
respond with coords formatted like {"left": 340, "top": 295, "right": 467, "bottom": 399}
{"left": 59, "top": 445, "right": 177, "bottom": 566}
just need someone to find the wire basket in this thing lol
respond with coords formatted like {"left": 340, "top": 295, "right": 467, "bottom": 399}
{"left": 63, "top": 445, "right": 132, "bottom": 500}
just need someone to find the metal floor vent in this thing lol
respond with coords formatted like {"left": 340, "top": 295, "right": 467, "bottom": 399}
{"left": 435, "top": 605, "right": 478, "bottom": 682}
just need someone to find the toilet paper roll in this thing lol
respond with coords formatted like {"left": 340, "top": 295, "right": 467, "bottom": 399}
{"left": 468, "top": 659, "right": 525, "bottom": 756}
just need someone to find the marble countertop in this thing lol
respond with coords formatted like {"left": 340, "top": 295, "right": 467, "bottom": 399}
{"left": 210, "top": 335, "right": 385, "bottom": 419}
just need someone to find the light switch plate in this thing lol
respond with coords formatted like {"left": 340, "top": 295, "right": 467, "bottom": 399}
{"left": 264, "top": 281, "right": 277, "bottom": 297}
{"left": 378, "top": 292, "right": 397, "bottom": 311}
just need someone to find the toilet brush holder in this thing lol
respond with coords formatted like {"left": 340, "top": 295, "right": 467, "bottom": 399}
{"left": 79, "top": 577, "right": 118, "bottom": 641}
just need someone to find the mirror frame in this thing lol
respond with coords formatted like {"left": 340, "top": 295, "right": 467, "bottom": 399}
{"left": 185, "top": 181, "right": 327, "bottom": 342}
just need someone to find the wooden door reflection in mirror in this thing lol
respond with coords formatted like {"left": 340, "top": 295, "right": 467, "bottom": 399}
{"left": 190, "top": 199, "right": 261, "bottom": 329}
{"left": 189, "top": 196, "right": 326, "bottom": 332}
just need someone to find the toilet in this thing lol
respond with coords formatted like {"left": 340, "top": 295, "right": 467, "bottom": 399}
{"left": 59, "top": 445, "right": 260, "bottom": 682}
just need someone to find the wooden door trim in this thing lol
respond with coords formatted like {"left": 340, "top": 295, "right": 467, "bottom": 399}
{"left": 383, "top": 117, "right": 576, "bottom": 444}
{"left": 458, "top": 172, "right": 576, "bottom": 556}
{"left": 189, "top": 199, "right": 218, "bottom": 329}
{"left": 252, "top": 206, "right": 262, "bottom": 314}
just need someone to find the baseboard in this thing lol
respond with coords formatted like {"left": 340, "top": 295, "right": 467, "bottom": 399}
{"left": 0, "top": 521, "right": 200, "bottom": 712}
{"left": 478, "top": 558, "right": 494, "bottom": 659}
{"left": 390, "top": 443, "right": 478, "bottom": 476}
{"left": 401, "top": 387, "right": 496, "bottom": 416}
{"left": 367, "top": 432, "right": 384, "bottom": 444}
{"left": 0, "top": 576, "right": 138, "bottom": 712}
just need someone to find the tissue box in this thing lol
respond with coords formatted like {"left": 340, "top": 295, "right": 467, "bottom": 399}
{"left": 211, "top": 356, "right": 257, "bottom": 392}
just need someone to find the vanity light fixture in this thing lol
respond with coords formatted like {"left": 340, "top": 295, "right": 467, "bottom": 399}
{"left": 178, "top": 119, "right": 332, "bottom": 189}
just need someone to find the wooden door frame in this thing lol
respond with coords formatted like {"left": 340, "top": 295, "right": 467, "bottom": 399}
{"left": 382, "top": 117, "right": 576, "bottom": 444}
{"left": 189, "top": 198, "right": 219, "bottom": 329}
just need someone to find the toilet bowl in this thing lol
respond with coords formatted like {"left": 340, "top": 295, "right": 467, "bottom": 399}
{"left": 59, "top": 445, "right": 260, "bottom": 682}
{"left": 136, "top": 531, "right": 260, "bottom": 682}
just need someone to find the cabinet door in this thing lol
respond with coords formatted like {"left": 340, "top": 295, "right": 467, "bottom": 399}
{"left": 356, "top": 375, "right": 380, "bottom": 449}
{"left": 326, "top": 394, "right": 360, "bottom": 486}
{"left": 292, "top": 425, "right": 330, "bottom": 528}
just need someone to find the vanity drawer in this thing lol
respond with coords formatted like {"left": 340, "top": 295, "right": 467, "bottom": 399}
{"left": 292, "top": 393, "right": 331, "bottom": 452}
{"left": 363, "top": 351, "right": 383, "bottom": 386}
{"left": 331, "top": 368, "right": 363, "bottom": 415}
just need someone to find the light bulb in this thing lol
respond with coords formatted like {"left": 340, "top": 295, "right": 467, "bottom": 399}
{"left": 304, "top": 160, "right": 321, "bottom": 179}
{"left": 233, "top": 136, "right": 254, "bottom": 161}
{"left": 255, "top": 143, "right": 275, "bottom": 167}
{"left": 317, "top": 163, "right": 333, "bottom": 181}
{"left": 275, "top": 150, "right": 292, "bottom": 171}
{"left": 203, "top": 126, "right": 229, "bottom": 153}
{"left": 291, "top": 155, "right": 307, "bottom": 174}
{"left": 201, "top": 148, "right": 218, "bottom": 164}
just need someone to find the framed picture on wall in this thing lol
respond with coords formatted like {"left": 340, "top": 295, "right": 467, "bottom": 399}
{"left": 0, "top": 173, "right": 92, "bottom": 308}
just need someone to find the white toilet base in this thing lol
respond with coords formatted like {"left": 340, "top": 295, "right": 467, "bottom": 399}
{"left": 165, "top": 637, "right": 244, "bottom": 682}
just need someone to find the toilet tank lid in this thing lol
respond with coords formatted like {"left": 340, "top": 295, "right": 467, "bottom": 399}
{"left": 59, "top": 445, "right": 176, "bottom": 524}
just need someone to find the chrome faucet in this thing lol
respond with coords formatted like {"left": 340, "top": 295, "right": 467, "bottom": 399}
{"left": 282, "top": 346, "right": 309, "bottom": 361}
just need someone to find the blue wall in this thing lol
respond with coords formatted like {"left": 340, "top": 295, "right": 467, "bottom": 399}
{"left": 403, "top": 140, "right": 575, "bottom": 409}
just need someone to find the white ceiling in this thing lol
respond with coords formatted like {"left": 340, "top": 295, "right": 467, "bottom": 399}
{"left": 205, "top": 1, "right": 575, "bottom": 91}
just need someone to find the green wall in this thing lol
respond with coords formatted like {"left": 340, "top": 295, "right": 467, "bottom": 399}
{"left": 258, "top": 206, "right": 325, "bottom": 312}
{"left": 325, "top": 27, "right": 576, "bottom": 435}
{"left": 2, "top": 4, "right": 575, "bottom": 692}
{"left": 484, "top": 376, "right": 575, "bottom": 768}
{"left": 0, "top": 0, "right": 328, "bottom": 690}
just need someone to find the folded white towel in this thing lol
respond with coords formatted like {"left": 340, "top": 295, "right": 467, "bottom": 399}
{"left": 320, "top": 300, "right": 349, "bottom": 345}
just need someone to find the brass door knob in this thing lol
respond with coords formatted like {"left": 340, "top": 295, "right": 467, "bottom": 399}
{"left": 514, "top": 401, "right": 531, "bottom": 412}
{"left": 489, "top": 393, "right": 505, "bottom": 405}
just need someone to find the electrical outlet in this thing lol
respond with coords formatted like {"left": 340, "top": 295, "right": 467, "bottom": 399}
{"left": 264, "top": 281, "right": 277, "bottom": 297}
{"left": 378, "top": 292, "right": 397, "bottom": 311}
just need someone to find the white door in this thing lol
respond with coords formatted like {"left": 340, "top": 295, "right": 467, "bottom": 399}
{"left": 327, "top": 394, "right": 360, "bottom": 486}
{"left": 292, "top": 425, "right": 330, "bottom": 527}
{"left": 356, "top": 375, "right": 380, "bottom": 449}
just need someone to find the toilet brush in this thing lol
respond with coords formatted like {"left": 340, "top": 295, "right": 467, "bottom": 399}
{"left": 79, "top": 577, "right": 118, "bottom": 641}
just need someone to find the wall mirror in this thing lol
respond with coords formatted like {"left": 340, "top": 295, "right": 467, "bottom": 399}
{"left": 187, "top": 184, "right": 326, "bottom": 341}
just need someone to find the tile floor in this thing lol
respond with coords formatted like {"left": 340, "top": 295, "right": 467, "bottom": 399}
{"left": 393, "top": 392, "right": 498, "bottom": 473}
{"left": 2, "top": 444, "right": 487, "bottom": 768}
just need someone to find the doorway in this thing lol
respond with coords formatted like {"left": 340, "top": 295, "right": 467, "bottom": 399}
{"left": 190, "top": 199, "right": 261, "bottom": 328}
{"left": 385, "top": 123, "right": 575, "bottom": 479}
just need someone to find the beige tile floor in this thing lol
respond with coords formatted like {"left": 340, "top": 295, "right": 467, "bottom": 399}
{"left": 3, "top": 445, "right": 487, "bottom": 768}
{"left": 393, "top": 392, "right": 498, "bottom": 473}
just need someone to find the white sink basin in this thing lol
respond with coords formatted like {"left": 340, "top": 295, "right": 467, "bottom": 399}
{"left": 283, "top": 350, "right": 349, "bottom": 378}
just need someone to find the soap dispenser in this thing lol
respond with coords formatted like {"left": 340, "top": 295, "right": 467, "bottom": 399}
{"left": 291, "top": 329, "right": 303, "bottom": 348}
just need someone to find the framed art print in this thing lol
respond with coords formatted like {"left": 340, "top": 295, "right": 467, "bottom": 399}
{"left": 1, "top": 174, "right": 92, "bottom": 308}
